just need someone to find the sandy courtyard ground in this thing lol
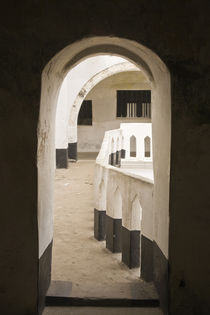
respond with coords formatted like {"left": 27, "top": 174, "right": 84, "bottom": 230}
{"left": 52, "top": 159, "right": 156, "bottom": 299}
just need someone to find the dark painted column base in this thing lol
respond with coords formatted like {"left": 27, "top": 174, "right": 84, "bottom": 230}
{"left": 109, "top": 152, "right": 116, "bottom": 166}
{"left": 141, "top": 235, "right": 154, "bottom": 281}
{"left": 122, "top": 226, "right": 140, "bottom": 268}
{"left": 68, "top": 142, "right": 77, "bottom": 161}
{"left": 94, "top": 209, "right": 106, "bottom": 241}
{"left": 39, "top": 241, "right": 52, "bottom": 314}
{"left": 109, "top": 150, "right": 124, "bottom": 167}
{"left": 109, "top": 153, "right": 112, "bottom": 165}
{"left": 115, "top": 150, "right": 121, "bottom": 167}
{"left": 116, "top": 150, "right": 119, "bottom": 165}
{"left": 141, "top": 235, "right": 168, "bottom": 314}
{"left": 121, "top": 149, "right": 126, "bottom": 159}
{"left": 56, "top": 149, "right": 68, "bottom": 168}
{"left": 106, "top": 215, "right": 122, "bottom": 252}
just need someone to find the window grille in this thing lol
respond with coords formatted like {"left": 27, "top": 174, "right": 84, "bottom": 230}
{"left": 117, "top": 90, "right": 151, "bottom": 118}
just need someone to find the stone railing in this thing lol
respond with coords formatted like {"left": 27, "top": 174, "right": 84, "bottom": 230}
{"left": 94, "top": 123, "right": 155, "bottom": 279}
{"left": 96, "top": 123, "right": 152, "bottom": 167}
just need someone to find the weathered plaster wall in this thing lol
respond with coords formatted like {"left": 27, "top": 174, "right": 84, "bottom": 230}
{"left": 0, "top": 1, "right": 210, "bottom": 314}
{"left": 78, "top": 71, "right": 151, "bottom": 152}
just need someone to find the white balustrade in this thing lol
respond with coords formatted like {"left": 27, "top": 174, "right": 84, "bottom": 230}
{"left": 95, "top": 122, "right": 154, "bottom": 269}
{"left": 96, "top": 123, "right": 152, "bottom": 166}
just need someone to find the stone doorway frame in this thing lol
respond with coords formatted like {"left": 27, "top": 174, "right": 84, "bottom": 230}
{"left": 38, "top": 36, "right": 171, "bottom": 313}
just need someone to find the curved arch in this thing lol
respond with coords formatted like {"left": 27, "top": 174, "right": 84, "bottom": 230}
{"left": 38, "top": 36, "right": 171, "bottom": 263}
{"left": 68, "top": 62, "right": 139, "bottom": 143}
{"left": 63, "top": 44, "right": 154, "bottom": 82}
{"left": 57, "top": 55, "right": 128, "bottom": 148}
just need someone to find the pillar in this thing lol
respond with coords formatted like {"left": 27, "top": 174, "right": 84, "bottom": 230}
{"left": 106, "top": 214, "right": 122, "bottom": 252}
{"left": 122, "top": 226, "right": 140, "bottom": 268}
{"left": 94, "top": 209, "right": 106, "bottom": 241}
{"left": 56, "top": 149, "right": 68, "bottom": 168}
{"left": 68, "top": 142, "right": 77, "bottom": 161}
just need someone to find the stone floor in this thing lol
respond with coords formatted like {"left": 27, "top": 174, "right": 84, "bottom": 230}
{"left": 49, "top": 157, "right": 160, "bottom": 311}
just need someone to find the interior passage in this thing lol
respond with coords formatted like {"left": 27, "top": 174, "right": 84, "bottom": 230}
{"left": 52, "top": 158, "right": 157, "bottom": 299}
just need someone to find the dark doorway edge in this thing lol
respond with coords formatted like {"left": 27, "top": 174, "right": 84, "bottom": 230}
{"left": 39, "top": 241, "right": 53, "bottom": 314}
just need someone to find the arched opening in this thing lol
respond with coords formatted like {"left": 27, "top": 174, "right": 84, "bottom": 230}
{"left": 53, "top": 56, "right": 149, "bottom": 301}
{"left": 131, "top": 196, "right": 142, "bottom": 231}
{"left": 144, "top": 136, "right": 151, "bottom": 158}
{"left": 56, "top": 55, "right": 129, "bottom": 162}
{"left": 38, "top": 36, "right": 171, "bottom": 312}
{"left": 130, "top": 135, "right": 137, "bottom": 157}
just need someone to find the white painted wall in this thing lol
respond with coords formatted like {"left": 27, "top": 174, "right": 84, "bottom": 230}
{"left": 77, "top": 71, "right": 151, "bottom": 152}
{"left": 55, "top": 55, "right": 127, "bottom": 149}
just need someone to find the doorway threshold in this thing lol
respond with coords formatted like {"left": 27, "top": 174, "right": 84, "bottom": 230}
{"left": 46, "top": 280, "right": 159, "bottom": 307}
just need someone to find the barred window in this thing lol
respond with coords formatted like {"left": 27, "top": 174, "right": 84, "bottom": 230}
{"left": 78, "top": 100, "right": 92, "bottom": 125}
{"left": 117, "top": 90, "right": 151, "bottom": 118}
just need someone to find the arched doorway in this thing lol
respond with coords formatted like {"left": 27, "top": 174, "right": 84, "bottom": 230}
{"left": 38, "top": 36, "right": 171, "bottom": 312}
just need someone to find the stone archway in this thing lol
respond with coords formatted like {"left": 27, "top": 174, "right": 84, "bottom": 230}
{"left": 55, "top": 55, "right": 128, "bottom": 163}
{"left": 38, "top": 36, "right": 171, "bottom": 311}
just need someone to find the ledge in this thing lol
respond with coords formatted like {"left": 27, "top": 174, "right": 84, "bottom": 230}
{"left": 96, "top": 161, "right": 154, "bottom": 185}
